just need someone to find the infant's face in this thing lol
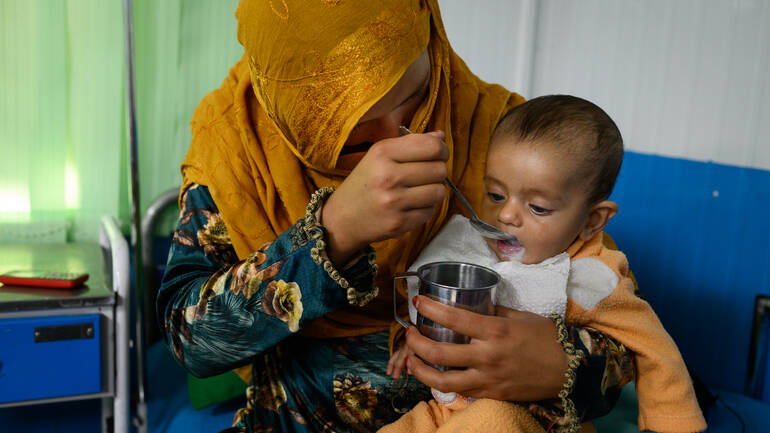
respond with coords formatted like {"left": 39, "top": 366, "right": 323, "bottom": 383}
{"left": 480, "top": 138, "right": 591, "bottom": 264}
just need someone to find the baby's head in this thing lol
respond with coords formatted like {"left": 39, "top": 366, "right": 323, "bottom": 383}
{"left": 481, "top": 95, "right": 623, "bottom": 264}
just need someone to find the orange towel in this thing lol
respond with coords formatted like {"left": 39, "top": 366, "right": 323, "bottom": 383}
{"left": 377, "top": 399, "right": 546, "bottom": 433}
{"left": 565, "top": 233, "right": 707, "bottom": 433}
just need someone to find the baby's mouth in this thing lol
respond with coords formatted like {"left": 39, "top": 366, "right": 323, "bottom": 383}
{"left": 496, "top": 236, "right": 524, "bottom": 259}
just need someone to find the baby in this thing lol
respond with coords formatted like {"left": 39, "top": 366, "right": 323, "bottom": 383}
{"left": 381, "top": 95, "right": 706, "bottom": 433}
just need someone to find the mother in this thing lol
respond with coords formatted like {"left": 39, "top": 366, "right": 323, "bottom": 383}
{"left": 158, "top": 1, "right": 632, "bottom": 432}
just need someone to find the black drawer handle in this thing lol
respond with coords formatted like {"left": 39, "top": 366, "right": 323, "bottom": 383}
{"left": 34, "top": 323, "right": 94, "bottom": 342}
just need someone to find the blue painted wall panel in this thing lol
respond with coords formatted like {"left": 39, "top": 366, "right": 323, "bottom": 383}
{"left": 607, "top": 151, "right": 770, "bottom": 393}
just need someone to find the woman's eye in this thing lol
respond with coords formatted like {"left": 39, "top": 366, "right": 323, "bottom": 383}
{"left": 487, "top": 192, "right": 505, "bottom": 202}
{"left": 529, "top": 204, "right": 552, "bottom": 215}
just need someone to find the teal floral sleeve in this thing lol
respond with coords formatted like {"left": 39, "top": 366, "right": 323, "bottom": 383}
{"left": 527, "top": 325, "right": 635, "bottom": 432}
{"left": 157, "top": 184, "right": 377, "bottom": 378}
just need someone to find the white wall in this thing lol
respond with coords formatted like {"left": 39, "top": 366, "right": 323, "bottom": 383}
{"left": 439, "top": 0, "right": 770, "bottom": 171}
{"left": 439, "top": 0, "right": 537, "bottom": 95}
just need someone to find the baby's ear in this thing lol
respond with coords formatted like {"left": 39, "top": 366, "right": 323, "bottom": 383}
{"left": 579, "top": 200, "right": 618, "bottom": 240}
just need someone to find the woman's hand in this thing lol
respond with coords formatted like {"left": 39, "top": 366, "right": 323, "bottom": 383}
{"left": 323, "top": 131, "right": 449, "bottom": 265}
{"left": 404, "top": 295, "right": 568, "bottom": 401}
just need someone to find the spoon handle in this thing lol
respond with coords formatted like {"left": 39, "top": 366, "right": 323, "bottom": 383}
{"left": 443, "top": 177, "right": 479, "bottom": 220}
{"left": 398, "top": 126, "right": 515, "bottom": 241}
{"left": 398, "top": 126, "right": 479, "bottom": 219}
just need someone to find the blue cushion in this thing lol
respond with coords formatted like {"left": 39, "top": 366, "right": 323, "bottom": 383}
{"left": 146, "top": 341, "right": 244, "bottom": 433}
{"left": 703, "top": 390, "right": 769, "bottom": 433}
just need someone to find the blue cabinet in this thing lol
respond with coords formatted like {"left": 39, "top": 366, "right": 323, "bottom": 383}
{"left": 0, "top": 217, "right": 131, "bottom": 433}
{"left": 0, "top": 314, "right": 102, "bottom": 403}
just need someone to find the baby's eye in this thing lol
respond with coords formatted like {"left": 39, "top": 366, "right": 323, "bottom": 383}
{"left": 487, "top": 192, "right": 505, "bottom": 202}
{"left": 529, "top": 204, "right": 552, "bottom": 216}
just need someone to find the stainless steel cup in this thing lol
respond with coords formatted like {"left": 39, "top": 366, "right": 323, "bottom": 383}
{"left": 393, "top": 261, "right": 500, "bottom": 370}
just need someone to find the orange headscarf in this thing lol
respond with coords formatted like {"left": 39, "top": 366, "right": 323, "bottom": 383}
{"left": 181, "top": 0, "right": 524, "bottom": 337}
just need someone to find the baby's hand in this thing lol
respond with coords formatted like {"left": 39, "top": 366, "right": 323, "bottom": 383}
{"left": 386, "top": 341, "right": 414, "bottom": 379}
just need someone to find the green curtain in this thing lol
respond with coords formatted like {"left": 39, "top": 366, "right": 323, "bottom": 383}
{"left": 1, "top": 0, "right": 127, "bottom": 242}
{"left": 134, "top": 0, "right": 242, "bottom": 234}
{"left": 0, "top": 0, "right": 242, "bottom": 242}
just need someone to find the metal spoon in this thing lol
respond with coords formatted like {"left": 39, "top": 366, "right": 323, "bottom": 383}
{"left": 399, "top": 126, "right": 517, "bottom": 241}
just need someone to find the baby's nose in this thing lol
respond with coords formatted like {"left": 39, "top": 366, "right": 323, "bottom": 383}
{"left": 498, "top": 202, "right": 523, "bottom": 227}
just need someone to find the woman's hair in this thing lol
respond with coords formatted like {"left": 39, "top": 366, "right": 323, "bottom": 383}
{"left": 493, "top": 94, "right": 624, "bottom": 204}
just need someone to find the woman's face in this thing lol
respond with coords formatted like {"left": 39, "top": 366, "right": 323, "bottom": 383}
{"left": 336, "top": 50, "right": 430, "bottom": 170}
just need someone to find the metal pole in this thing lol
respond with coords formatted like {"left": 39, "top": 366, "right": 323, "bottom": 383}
{"left": 122, "top": 0, "right": 147, "bottom": 431}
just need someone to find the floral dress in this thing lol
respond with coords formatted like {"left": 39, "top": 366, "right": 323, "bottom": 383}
{"left": 158, "top": 184, "right": 635, "bottom": 433}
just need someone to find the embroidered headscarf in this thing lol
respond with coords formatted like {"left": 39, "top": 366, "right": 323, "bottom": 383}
{"left": 181, "top": 0, "right": 524, "bottom": 337}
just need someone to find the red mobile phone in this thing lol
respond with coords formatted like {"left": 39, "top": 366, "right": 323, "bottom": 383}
{"left": 0, "top": 270, "right": 90, "bottom": 289}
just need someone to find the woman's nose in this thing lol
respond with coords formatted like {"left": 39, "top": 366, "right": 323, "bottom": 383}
{"left": 364, "top": 113, "right": 409, "bottom": 142}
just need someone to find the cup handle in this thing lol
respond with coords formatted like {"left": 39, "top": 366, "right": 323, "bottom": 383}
{"left": 393, "top": 271, "right": 418, "bottom": 328}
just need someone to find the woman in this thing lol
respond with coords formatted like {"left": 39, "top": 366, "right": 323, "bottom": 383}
{"left": 158, "top": 1, "right": 633, "bottom": 432}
